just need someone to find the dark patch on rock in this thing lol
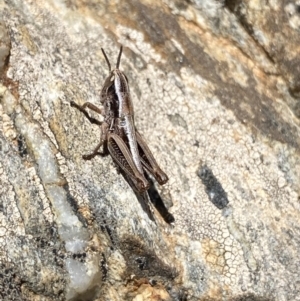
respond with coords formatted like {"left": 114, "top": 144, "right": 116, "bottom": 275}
{"left": 167, "top": 113, "right": 188, "bottom": 130}
{"left": 231, "top": 294, "right": 272, "bottom": 301}
{"left": 214, "top": 81, "right": 299, "bottom": 149}
{"left": 197, "top": 165, "right": 229, "bottom": 209}
{"left": 0, "top": 263, "right": 22, "bottom": 301}
{"left": 100, "top": 253, "right": 108, "bottom": 281}
{"left": 17, "top": 134, "right": 28, "bottom": 157}
{"left": 167, "top": 286, "right": 188, "bottom": 301}
{"left": 100, "top": 217, "right": 118, "bottom": 248}
{"left": 63, "top": 182, "right": 89, "bottom": 227}
{"left": 121, "top": 235, "right": 177, "bottom": 281}
{"left": 224, "top": 0, "right": 243, "bottom": 13}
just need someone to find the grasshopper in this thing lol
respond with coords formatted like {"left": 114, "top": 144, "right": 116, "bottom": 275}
{"left": 71, "top": 46, "right": 168, "bottom": 196}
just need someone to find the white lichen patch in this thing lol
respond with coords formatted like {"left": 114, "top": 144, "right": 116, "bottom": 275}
{"left": 117, "top": 25, "right": 164, "bottom": 64}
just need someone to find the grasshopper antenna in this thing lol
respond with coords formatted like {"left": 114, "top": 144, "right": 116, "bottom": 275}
{"left": 101, "top": 48, "right": 111, "bottom": 72}
{"left": 116, "top": 46, "right": 123, "bottom": 69}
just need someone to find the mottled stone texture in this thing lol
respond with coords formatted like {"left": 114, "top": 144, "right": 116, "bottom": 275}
{"left": 0, "top": 0, "right": 300, "bottom": 300}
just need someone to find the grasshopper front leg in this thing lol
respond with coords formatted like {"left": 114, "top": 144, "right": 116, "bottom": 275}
{"left": 70, "top": 101, "right": 104, "bottom": 125}
{"left": 71, "top": 101, "right": 109, "bottom": 159}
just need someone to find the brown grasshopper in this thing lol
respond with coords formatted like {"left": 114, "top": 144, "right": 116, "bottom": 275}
{"left": 71, "top": 46, "right": 168, "bottom": 195}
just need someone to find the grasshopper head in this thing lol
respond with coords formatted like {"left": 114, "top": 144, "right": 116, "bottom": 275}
{"left": 101, "top": 46, "right": 127, "bottom": 101}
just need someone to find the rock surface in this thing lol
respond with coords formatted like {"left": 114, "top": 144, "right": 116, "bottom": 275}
{"left": 1, "top": 0, "right": 300, "bottom": 300}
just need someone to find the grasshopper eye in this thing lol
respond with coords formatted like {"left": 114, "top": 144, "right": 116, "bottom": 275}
{"left": 110, "top": 75, "right": 115, "bottom": 82}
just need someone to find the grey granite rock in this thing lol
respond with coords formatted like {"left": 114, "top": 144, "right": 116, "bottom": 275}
{"left": 0, "top": 1, "right": 300, "bottom": 300}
